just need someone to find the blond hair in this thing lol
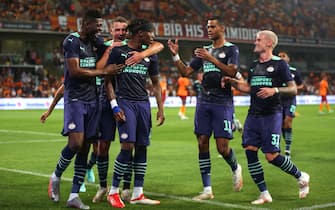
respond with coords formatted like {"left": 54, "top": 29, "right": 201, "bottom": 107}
{"left": 257, "top": 30, "right": 278, "bottom": 49}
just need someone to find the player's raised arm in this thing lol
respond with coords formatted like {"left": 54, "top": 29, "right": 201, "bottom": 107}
{"left": 167, "top": 39, "right": 194, "bottom": 77}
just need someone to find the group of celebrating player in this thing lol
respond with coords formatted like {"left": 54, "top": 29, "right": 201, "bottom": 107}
{"left": 42, "top": 8, "right": 310, "bottom": 210}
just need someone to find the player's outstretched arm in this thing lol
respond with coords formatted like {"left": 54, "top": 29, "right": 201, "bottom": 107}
{"left": 167, "top": 39, "right": 194, "bottom": 77}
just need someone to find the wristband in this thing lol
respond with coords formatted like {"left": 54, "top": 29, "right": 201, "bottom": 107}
{"left": 235, "top": 72, "right": 242, "bottom": 80}
{"left": 112, "top": 106, "right": 121, "bottom": 114}
{"left": 110, "top": 99, "right": 118, "bottom": 109}
{"left": 274, "top": 87, "right": 279, "bottom": 94}
{"left": 172, "top": 54, "right": 180, "bottom": 62}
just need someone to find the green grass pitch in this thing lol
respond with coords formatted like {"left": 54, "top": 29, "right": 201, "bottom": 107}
{"left": 0, "top": 105, "right": 334, "bottom": 210}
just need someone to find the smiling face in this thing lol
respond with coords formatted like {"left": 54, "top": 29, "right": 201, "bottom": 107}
{"left": 253, "top": 32, "right": 270, "bottom": 54}
{"left": 253, "top": 30, "right": 278, "bottom": 54}
{"left": 111, "top": 21, "right": 128, "bottom": 41}
{"left": 85, "top": 18, "right": 103, "bottom": 39}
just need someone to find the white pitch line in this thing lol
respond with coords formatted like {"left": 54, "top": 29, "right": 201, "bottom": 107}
{"left": 0, "top": 167, "right": 269, "bottom": 210}
{"left": 291, "top": 203, "right": 335, "bottom": 210}
{"left": 0, "top": 129, "right": 60, "bottom": 136}
{"left": 0, "top": 139, "right": 65, "bottom": 144}
{"left": 2, "top": 167, "right": 335, "bottom": 210}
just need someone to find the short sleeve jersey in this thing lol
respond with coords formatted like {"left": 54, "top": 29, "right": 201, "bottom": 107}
{"left": 247, "top": 56, "right": 293, "bottom": 115}
{"left": 177, "top": 77, "right": 190, "bottom": 97}
{"left": 107, "top": 45, "right": 159, "bottom": 101}
{"left": 281, "top": 65, "right": 303, "bottom": 102}
{"left": 189, "top": 42, "right": 239, "bottom": 104}
{"left": 63, "top": 32, "right": 101, "bottom": 103}
{"left": 319, "top": 79, "right": 328, "bottom": 96}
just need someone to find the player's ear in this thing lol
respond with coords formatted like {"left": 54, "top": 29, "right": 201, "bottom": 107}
{"left": 138, "top": 31, "right": 143, "bottom": 37}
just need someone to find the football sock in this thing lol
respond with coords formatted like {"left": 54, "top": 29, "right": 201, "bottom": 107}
{"left": 181, "top": 105, "right": 186, "bottom": 115}
{"left": 97, "top": 155, "right": 109, "bottom": 188}
{"left": 269, "top": 154, "right": 301, "bottom": 178}
{"left": 283, "top": 128, "right": 292, "bottom": 152}
{"left": 87, "top": 152, "right": 97, "bottom": 169}
{"left": 132, "top": 187, "right": 143, "bottom": 198}
{"left": 326, "top": 103, "right": 331, "bottom": 111}
{"left": 223, "top": 148, "right": 238, "bottom": 171}
{"left": 68, "top": 193, "right": 79, "bottom": 201}
{"left": 319, "top": 103, "right": 323, "bottom": 111}
{"left": 72, "top": 152, "right": 88, "bottom": 193}
{"left": 123, "top": 156, "right": 133, "bottom": 190}
{"left": 199, "top": 152, "right": 211, "bottom": 187}
{"left": 246, "top": 150, "right": 267, "bottom": 192}
{"left": 133, "top": 146, "right": 147, "bottom": 187}
{"left": 112, "top": 149, "right": 132, "bottom": 188}
{"left": 55, "top": 145, "right": 76, "bottom": 177}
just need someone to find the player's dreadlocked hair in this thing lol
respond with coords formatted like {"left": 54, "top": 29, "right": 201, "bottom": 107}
{"left": 82, "top": 9, "right": 102, "bottom": 24}
{"left": 127, "top": 18, "right": 154, "bottom": 36}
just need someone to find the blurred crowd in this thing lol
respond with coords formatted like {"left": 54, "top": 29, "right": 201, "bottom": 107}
{"left": 1, "top": 0, "right": 334, "bottom": 98}
{"left": 1, "top": 54, "right": 334, "bottom": 98}
{"left": 0, "top": 0, "right": 334, "bottom": 39}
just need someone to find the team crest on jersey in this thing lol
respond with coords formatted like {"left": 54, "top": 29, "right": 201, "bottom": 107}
{"left": 218, "top": 52, "right": 226, "bottom": 58}
{"left": 68, "top": 122, "right": 76, "bottom": 130}
{"left": 144, "top": 57, "right": 150, "bottom": 62}
{"left": 266, "top": 66, "right": 274, "bottom": 72}
{"left": 120, "top": 133, "right": 128, "bottom": 140}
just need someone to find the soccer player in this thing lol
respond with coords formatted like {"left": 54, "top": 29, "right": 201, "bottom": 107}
{"left": 92, "top": 16, "right": 164, "bottom": 203}
{"left": 177, "top": 75, "right": 191, "bottom": 119}
{"left": 227, "top": 30, "right": 310, "bottom": 204}
{"left": 167, "top": 16, "right": 243, "bottom": 201}
{"left": 47, "top": 9, "right": 124, "bottom": 209}
{"left": 41, "top": 84, "right": 96, "bottom": 193}
{"left": 278, "top": 51, "right": 304, "bottom": 157}
{"left": 318, "top": 72, "right": 333, "bottom": 114}
{"left": 106, "top": 18, "right": 165, "bottom": 208}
